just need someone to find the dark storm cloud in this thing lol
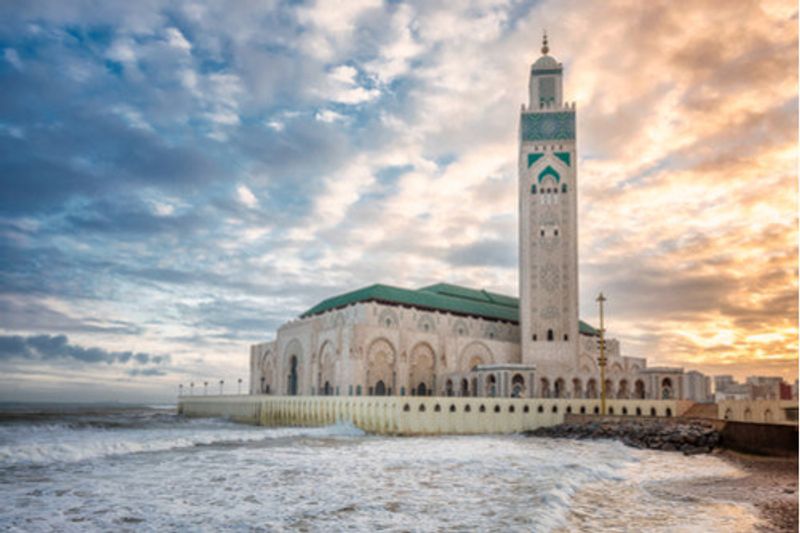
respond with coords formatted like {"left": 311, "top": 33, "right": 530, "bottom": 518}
{"left": 0, "top": 334, "right": 170, "bottom": 366}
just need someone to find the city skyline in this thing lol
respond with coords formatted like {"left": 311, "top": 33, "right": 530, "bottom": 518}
{"left": 0, "top": 0, "right": 796, "bottom": 403}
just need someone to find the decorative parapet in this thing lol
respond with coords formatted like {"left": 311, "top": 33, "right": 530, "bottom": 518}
{"left": 520, "top": 101, "right": 576, "bottom": 113}
{"left": 520, "top": 109, "right": 576, "bottom": 142}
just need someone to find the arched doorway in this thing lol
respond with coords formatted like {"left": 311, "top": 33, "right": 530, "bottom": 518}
{"left": 540, "top": 378, "right": 551, "bottom": 398}
{"left": 409, "top": 343, "right": 435, "bottom": 399}
{"left": 661, "top": 378, "right": 673, "bottom": 399}
{"left": 586, "top": 379, "right": 597, "bottom": 399}
{"left": 288, "top": 355, "right": 299, "bottom": 396}
{"left": 461, "top": 378, "right": 469, "bottom": 397}
{"left": 554, "top": 378, "right": 565, "bottom": 399}
{"left": 486, "top": 374, "right": 497, "bottom": 397}
{"left": 471, "top": 377, "right": 478, "bottom": 397}
{"left": 445, "top": 379, "right": 454, "bottom": 397}
{"left": 322, "top": 381, "right": 333, "bottom": 396}
{"left": 367, "top": 338, "right": 395, "bottom": 397}
{"left": 511, "top": 374, "right": 525, "bottom": 398}
{"left": 634, "top": 379, "right": 645, "bottom": 399}
{"left": 374, "top": 380, "right": 387, "bottom": 396}
{"left": 572, "top": 378, "right": 583, "bottom": 399}
{"left": 617, "top": 380, "right": 629, "bottom": 399}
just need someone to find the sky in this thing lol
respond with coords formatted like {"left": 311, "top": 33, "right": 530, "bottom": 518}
{"left": 0, "top": 0, "right": 796, "bottom": 403}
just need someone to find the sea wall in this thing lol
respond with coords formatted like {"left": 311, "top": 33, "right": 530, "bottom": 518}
{"left": 178, "top": 395, "right": 689, "bottom": 435}
{"left": 717, "top": 400, "right": 798, "bottom": 426}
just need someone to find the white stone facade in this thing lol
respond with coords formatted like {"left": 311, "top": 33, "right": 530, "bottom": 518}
{"left": 250, "top": 301, "right": 521, "bottom": 397}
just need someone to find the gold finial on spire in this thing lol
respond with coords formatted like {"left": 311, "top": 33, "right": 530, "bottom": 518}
{"left": 541, "top": 30, "right": 549, "bottom": 55}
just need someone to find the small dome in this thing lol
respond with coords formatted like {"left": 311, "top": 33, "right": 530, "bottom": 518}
{"left": 532, "top": 55, "right": 559, "bottom": 70}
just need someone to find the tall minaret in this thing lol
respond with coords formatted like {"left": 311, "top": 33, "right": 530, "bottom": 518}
{"left": 519, "top": 34, "right": 579, "bottom": 384}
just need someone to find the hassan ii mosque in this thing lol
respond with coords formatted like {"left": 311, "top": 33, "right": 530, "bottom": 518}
{"left": 248, "top": 37, "right": 710, "bottom": 403}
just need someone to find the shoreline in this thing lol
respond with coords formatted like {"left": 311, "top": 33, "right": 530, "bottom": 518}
{"left": 717, "top": 450, "right": 798, "bottom": 532}
{"left": 651, "top": 448, "right": 797, "bottom": 532}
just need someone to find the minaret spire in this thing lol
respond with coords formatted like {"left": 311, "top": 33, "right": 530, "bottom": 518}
{"left": 541, "top": 30, "right": 549, "bottom": 55}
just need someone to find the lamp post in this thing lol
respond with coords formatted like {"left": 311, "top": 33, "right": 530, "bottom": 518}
{"left": 219, "top": 379, "right": 224, "bottom": 395}
{"left": 597, "top": 292, "right": 607, "bottom": 416}
{"left": 260, "top": 376, "right": 265, "bottom": 394}
{"left": 238, "top": 378, "right": 243, "bottom": 395}
{"left": 204, "top": 381, "right": 208, "bottom": 395}
{"left": 190, "top": 382, "right": 194, "bottom": 396}
{"left": 178, "top": 384, "right": 183, "bottom": 397}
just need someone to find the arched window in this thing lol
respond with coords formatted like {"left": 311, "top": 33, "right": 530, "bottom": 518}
{"left": 547, "top": 329, "right": 554, "bottom": 341}
{"left": 563, "top": 334, "right": 568, "bottom": 341}
{"left": 540, "top": 229, "right": 545, "bottom": 237}
{"left": 531, "top": 184, "right": 537, "bottom": 194}
{"left": 562, "top": 184, "right": 568, "bottom": 193}
{"left": 554, "top": 229, "right": 559, "bottom": 236}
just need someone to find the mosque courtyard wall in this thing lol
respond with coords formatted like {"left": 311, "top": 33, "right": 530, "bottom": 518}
{"left": 178, "top": 394, "right": 692, "bottom": 435}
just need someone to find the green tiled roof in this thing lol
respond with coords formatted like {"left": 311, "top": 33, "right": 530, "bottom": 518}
{"left": 300, "top": 282, "right": 599, "bottom": 336}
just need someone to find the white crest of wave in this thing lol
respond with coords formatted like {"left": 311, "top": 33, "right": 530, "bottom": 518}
{"left": 0, "top": 421, "right": 365, "bottom": 466}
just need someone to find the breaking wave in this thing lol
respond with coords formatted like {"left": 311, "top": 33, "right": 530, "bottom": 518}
{"left": 0, "top": 414, "right": 365, "bottom": 466}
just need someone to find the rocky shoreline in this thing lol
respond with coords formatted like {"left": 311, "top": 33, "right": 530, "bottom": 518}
{"left": 524, "top": 419, "right": 721, "bottom": 455}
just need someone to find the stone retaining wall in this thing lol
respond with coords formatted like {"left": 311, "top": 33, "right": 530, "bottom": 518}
{"left": 178, "top": 395, "right": 688, "bottom": 435}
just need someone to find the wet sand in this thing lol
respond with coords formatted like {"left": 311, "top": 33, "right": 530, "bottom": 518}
{"left": 657, "top": 449, "right": 798, "bottom": 532}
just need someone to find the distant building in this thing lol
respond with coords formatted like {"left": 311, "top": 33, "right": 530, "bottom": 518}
{"left": 746, "top": 376, "right": 784, "bottom": 400}
{"left": 713, "top": 375, "right": 736, "bottom": 393}
{"left": 715, "top": 383, "right": 751, "bottom": 402}
{"left": 779, "top": 382, "right": 793, "bottom": 400}
{"left": 683, "top": 370, "right": 712, "bottom": 402}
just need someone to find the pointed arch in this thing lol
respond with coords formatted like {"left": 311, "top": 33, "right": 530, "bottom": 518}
{"left": 409, "top": 342, "right": 435, "bottom": 397}
{"left": 458, "top": 341, "right": 494, "bottom": 371}
{"left": 537, "top": 165, "right": 560, "bottom": 184}
{"left": 318, "top": 340, "right": 337, "bottom": 395}
{"left": 366, "top": 337, "right": 396, "bottom": 396}
{"left": 283, "top": 339, "right": 304, "bottom": 396}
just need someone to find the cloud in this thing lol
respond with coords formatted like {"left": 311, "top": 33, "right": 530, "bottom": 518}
{"left": 3, "top": 48, "right": 22, "bottom": 70}
{"left": 315, "top": 109, "right": 346, "bottom": 123}
{"left": 0, "top": 334, "right": 170, "bottom": 366}
{"left": 165, "top": 27, "right": 192, "bottom": 52}
{"left": 236, "top": 184, "right": 258, "bottom": 208}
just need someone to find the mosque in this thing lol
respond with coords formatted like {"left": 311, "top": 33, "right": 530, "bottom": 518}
{"left": 248, "top": 38, "right": 709, "bottom": 403}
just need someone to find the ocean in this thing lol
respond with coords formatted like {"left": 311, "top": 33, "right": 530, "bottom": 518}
{"left": 0, "top": 403, "right": 762, "bottom": 531}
